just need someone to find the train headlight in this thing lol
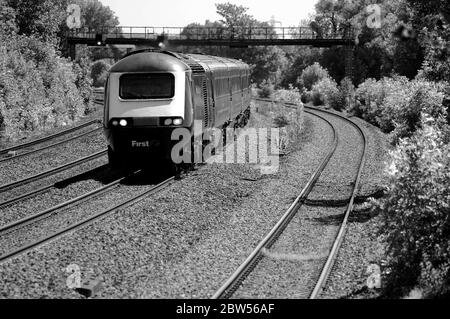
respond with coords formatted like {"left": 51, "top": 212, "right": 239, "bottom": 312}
{"left": 164, "top": 119, "right": 173, "bottom": 126}
{"left": 111, "top": 120, "right": 119, "bottom": 127}
{"left": 119, "top": 119, "right": 128, "bottom": 127}
{"left": 173, "top": 118, "right": 183, "bottom": 126}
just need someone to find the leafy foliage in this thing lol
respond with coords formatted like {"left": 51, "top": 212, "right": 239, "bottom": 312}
{"left": 375, "top": 116, "right": 450, "bottom": 298}
{"left": 350, "top": 76, "right": 448, "bottom": 144}
{"left": 6, "top": 0, "right": 65, "bottom": 42}
{"left": 406, "top": 0, "right": 450, "bottom": 82}
{"left": 73, "top": 47, "right": 94, "bottom": 115}
{"left": 0, "top": 1, "right": 96, "bottom": 140}
{"left": 272, "top": 86, "right": 305, "bottom": 151}
{"left": 273, "top": 85, "right": 304, "bottom": 106}
{"left": 74, "top": 0, "right": 119, "bottom": 29}
{"left": 0, "top": 0, "right": 17, "bottom": 36}
{"left": 179, "top": 3, "right": 288, "bottom": 86}
{"left": 91, "top": 59, "right": 111, "bottom": 87}
{"left": 298, "top": 63, "right": 329, "bottom": 91}
{"left": 257, "top": 80, "right": 274, "bottom": 98}
{"left": 310, "top": 77, "right": 340, "bottom": 109}
{"left": 0, "top": 36, "right": 87, "bottom": 140}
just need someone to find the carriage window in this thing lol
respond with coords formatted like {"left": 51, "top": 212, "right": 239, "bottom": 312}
{"left": 119, "top": 73, "right": 175, "bottom": 99}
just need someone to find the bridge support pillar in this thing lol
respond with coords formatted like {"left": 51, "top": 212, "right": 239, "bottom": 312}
{"left": 344, "top": 45, "right": 354, "bottom": 82}
{"left": 344, "top": 45, "right": 356, "bottom": 110}
{"left": 68, "top": 43, "right": 76, "bottom": 61}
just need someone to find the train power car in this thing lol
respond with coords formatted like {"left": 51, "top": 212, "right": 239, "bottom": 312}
{"left": 103, "top": 49, "right": 252, "bottom": 168}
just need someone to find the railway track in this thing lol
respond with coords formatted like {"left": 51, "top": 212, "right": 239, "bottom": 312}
{"left": 0, "top": 119, "right": 100, "bottom": 157}
{"left": 0, "top": 174, "right": 175, "bottom": 264}
{"left": 0, "top": 164, "right": 109, "bottom": 210}
{"left": 0, "top": 150, "right": 107, "bottom": 196}
{"left": 0, "top": 127, "right": 103, "bottom": 165}
{"left": 306, "top": 106, "right": 367, "bottom": 299}
{"left": 93, "top": 88, "right": 104, "bottom": 106}
{"left": 212, "top": 98, "right": 367, "bottom": 299}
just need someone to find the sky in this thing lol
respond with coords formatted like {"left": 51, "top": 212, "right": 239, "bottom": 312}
{"left": 99, "top": 0, "right": 318, "bottom": 27}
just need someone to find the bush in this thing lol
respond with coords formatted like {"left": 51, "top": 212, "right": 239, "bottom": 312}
{"left": 351, "top": 77, "right": 410, "bottom": 130}
{"left": 387, "top": 81, "right": 447, "bottom": 144}
{"left": 300, "top": 89, "right": 311, "bottom": 104}
{"left": 297, "top": 62, "right": 329, "bottom": 91}
{"left": 273, "top": 85, "right": 303, "bottom": 106}
{"left": 91, "top": 59, "right": 111, "bottom": 88}
{"left": 273, "top": 114, "right": 290, "bottom": 128}
{"left": 376, "top": 116, "right": 450, "bottom": 298}
{"left": 272, "top": 86, "right": 305, "bottom": 151}
{"left": 310, "top": 77, "right": 341, "bottom": 109}
{"left": 257, "top": 80, "right": 274, "bottom": 98}
{"left": 0, "top": 35, "right": 88, "bottom": 141}
{"left": 74, "top": 48, "right": 94, "bottom": 115}
{"left": 349, "top": 76, "right": 448, "bottom": 145}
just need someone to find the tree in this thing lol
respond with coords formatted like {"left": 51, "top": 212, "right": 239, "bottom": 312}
{"left": 280, "top": 46, "right": 322, "bottom": 88}
{"left": 312, "top": 0, "right": 425, "bottom": 83}
{"left": 216, "top": 3, "right": 253, "bottom": 31}
{"left": 214, "top": 3, "right": 287, "bottom": 85}
{"left": 73, "top": 0, "right": 119, "bottom": 30}
{"left": 0, "top": 0, "right": 17, "bottom": 37}
{"left": 91, "top": 59, "right": 111, "bottom": 87}
{"left": 406, "top": 0, "right": 450, "bottom": 81}
{"left": 177, "top": 3, "right": 287, "bottom": 86}
{"left": 6, "top": 0, "right": 66, "bottom": 42}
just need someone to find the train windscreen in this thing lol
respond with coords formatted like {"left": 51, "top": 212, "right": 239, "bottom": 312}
{"left": 119, "top": 73, "right": 175, "bottom": 99}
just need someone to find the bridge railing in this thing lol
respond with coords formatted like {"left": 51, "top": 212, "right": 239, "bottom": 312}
{"left": 67, "top": 26, "right": 354, "bottom": 41}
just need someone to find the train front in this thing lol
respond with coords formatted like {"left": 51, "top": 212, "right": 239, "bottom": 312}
{"left": 103, "top": 51, "right": 194, "bottom": 167}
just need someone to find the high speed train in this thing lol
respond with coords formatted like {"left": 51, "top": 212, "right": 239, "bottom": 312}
{"left": 103, "top": 49, "right": 251, "bottom": 168}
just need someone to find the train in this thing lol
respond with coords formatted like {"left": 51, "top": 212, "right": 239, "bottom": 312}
{"left": 103, "top": 49, "right": 252, "bottom": 169}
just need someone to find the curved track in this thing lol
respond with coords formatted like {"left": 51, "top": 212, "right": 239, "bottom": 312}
{"left": 306, "top": 106, "right": 367, "bottom": 299}
{"left": 213, "top": 98, "right": 367, "bottom": 299}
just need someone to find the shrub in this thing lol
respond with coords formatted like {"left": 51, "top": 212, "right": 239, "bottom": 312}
{"left": 387, "top": 81, "right": 447, "bottom": 144}
{"left": 297, "top": 62, "right": 329, "bottom": 91}
{"left": 376, "top": 116, "right": 450, "bottom": 298}
{"left": 74, "top": 49, "right": 94, "bottom": 115}
{"left": 273, "top": 114, "right": 290, "bottom": 128}
{"left": 300, "top": 89, "right": 311, "bottom": 104}
{"left": 310, "top": 77, "right": 341, "bottom": 109}
{"left": 0, "top": 0, "right": 17, "bottom": 37}
{"left": 273, "top": 85, "right": 303, "bottom": 106}
{"left": 0, "top": 35, "right": 88, "bottom": 141}
{"left": 351, "top": 76, "right": 410, "bottom": 129}
{"left": 257, "top": 80, "right": 274, "bottom": 98}
{"left": 272, "top": 86, "right": 305, "bottom": 151}
{"left": 349, "top": 76, "right": 448, "bottom": 145}
{"left": 91, "top": 59, "right": 111, "bottom": 88}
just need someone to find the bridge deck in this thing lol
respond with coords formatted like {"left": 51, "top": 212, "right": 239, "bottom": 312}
{"left": 66, "top": 26, "right": 355, "bottom": 47}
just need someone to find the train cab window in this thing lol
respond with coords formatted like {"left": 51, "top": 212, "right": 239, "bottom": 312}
{"left": 119, "top": 73, "right": 175, "bottom": 99}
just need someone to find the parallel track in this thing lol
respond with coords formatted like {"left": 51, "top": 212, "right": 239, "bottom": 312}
{"left": 0, "top": 127, "right": 102, "bottom": 164}
{"left": 0, "top": 165, "right": 109, "bottom": 210}
{"left": 212, "top": 98, "right": 367, "bottom": 299}
{"left": 0, "top": 150, "right": 107, "bottom": 194}
{"left": 0, "top": 170, "right": 137, "bottom": 233}
{"left": 0, "top": 176, "right": 174, "bottom": 264}
{"left": 0, "top": 119, "right": 100, "bottom": 156}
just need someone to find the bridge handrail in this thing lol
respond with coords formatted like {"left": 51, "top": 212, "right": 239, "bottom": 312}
{"left": 67, "top": 26, "right": 355, "bottom": 41}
